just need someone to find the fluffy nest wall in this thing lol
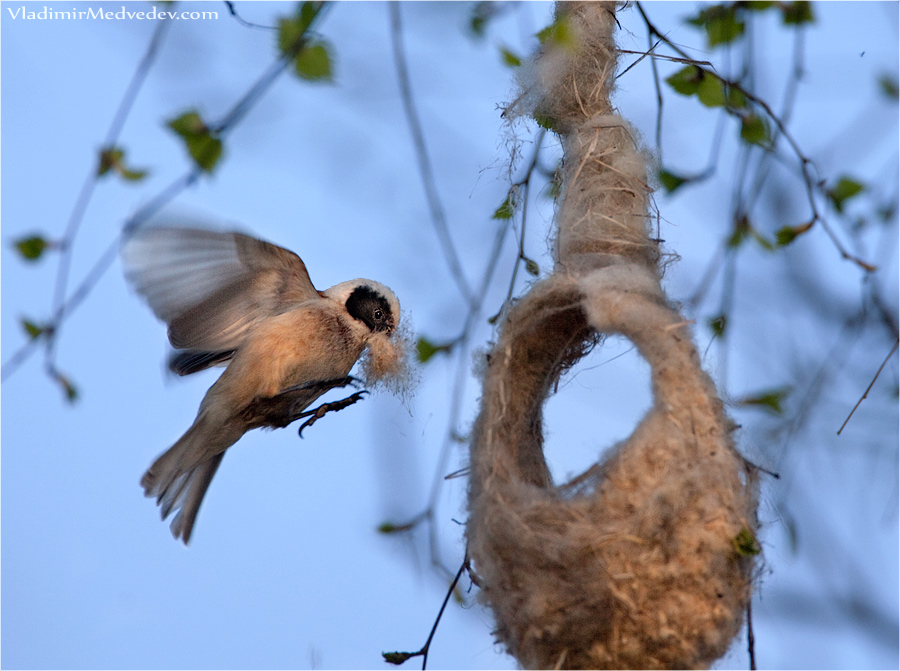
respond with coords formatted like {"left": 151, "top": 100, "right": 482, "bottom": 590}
{"left": 466, "top": 3, "right": 760, "bottom": 669}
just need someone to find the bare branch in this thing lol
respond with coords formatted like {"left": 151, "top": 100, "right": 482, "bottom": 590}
{"left": 389, "top": 3, "right": 476, "bottom": 309}
{"left": 837, "top": 337, "right": 899, "bottom": 435}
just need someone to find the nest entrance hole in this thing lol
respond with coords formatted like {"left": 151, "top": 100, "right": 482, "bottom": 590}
{"left": 543, "top": 332, "right": 653, "bottom": 487}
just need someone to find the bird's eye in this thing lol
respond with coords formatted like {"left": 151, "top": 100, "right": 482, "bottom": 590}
{"left": 374, "top": 309, "right": 384, "bottom": 320}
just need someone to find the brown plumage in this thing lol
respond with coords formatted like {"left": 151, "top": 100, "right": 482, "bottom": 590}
{"left": 122, "top": 225, "right": 403, "bottom": 544}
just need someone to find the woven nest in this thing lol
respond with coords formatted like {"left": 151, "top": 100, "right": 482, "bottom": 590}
{"left": 466, "top": 3, "right": 759, "bottom": 669}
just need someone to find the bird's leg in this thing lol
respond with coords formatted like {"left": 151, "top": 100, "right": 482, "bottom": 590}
{"left": 295, "top": 390, "right": 369, "bottom": 437}
{"left": 242, "top": 377, "right": 365, "bottom": 430}
{"left": 275, "top": 376, "right": 361, "bottom": 398}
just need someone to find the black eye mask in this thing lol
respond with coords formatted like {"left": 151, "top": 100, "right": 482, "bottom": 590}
{"left": 345, "top": 285, "right": 394, "bottom": 333}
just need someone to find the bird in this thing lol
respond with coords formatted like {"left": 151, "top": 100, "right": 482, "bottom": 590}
{"left": 121, "top": 224, "right": 404, "bottom": 544}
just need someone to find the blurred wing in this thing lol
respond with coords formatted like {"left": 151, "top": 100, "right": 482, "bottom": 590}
{"left": 167, "top": 348, "right": 236, "bottom": 376}
{"left": 122, "top": 226, "right": 320, "bottom": 352}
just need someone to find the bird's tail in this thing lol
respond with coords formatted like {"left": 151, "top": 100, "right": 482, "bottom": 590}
{"left": 140, "top": 414, "right": 237, "bottom": 544}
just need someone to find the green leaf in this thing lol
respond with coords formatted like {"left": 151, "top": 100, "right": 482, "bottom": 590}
{"left": 416, "top": 337, "right": 438, "bottom": 363}
{"left": 99, "top": 146, "right": 148, "bottom": 182}
{"left": 57, "top": 373, "right": 79, "bottom": 403}
{"left": 688, "top": 4, "right": 745, "bottom": 48}
{"left": 737, "top": 386, "right": 791, "bottom": 414}
{"left": 696, "top": 71, "right": 726, "bottom": 108}
{"left": 775, "top": 221, "right": 813, "bottom": 246}
{"left": 727, "top": 215, "right": 751, "bottom": 248}
{"left": 98, "top": 147, "right": 124, "bottom": 176}
{"left": 120, "top": 168, "right": 149, "bottom": 182}
{"left": 383, "top": 651, "right": 416, "bottom": 666}
{"left": 658, "top": 168, "right": 688, "bottom": 194}
{"left": 732, "top": 527, "right": 761, "bottom": 556}
{"left": 492, "top": 195, "right": 515, "bottom": 220}
{"left": 500, "top": 46, "right": 521, "bottom": 68}
{"left": 725, "top": 84, "right": 748, "bottom": 110}
{"left": 532, "top": 113, "right": 559, "bottom": 132}
{"left": 14, "top": 235, "right": 49, "bottom": 261}
{"left": 185, "top": 134, "right": 223, "bottom": 173}
{"left": 297, "top": 1, "right": 323, "bottom": 33}
{"left": 545, "top": 172, "right": 562, "bottom": 199}
{"left": 708, "top": 314, "right": 727, "bottom": 338}
{"left": 828, "top": 177, "right": 865, "bottom": 213}
{"left": 21, "top": 318, "right": 46, "bottom": 339}
{"left": 536, "top": 16, "right": 573, "bottom": 49}
{"left": 469, "top": 2, "right": 496, "bottom": 38}
{"left": 727, "top": 215, "right": 775, "bottom": 251}
{"left": 294, "top": 41, "right": 333, "bottom": 82}
{"left": 781, "top": 1, "right": 814, "bottom": 25}
{"left": 277, "top": 1, "right": 323, "bottom": 55}
{"left": 377, "top": 522, "right": 398, "bottom": 534}
{"left": 166, "top": 111, "right": 223, "bottom": 173}
{"left": 470, "top": 16, "right": 486, "bottom": 38}
{"left": 416, "top": 336, "right": 452, "bottom": 363}
{"left": 740, "top": 113, "right": 770, "bottom": 146}
{"left": 751, "top": 229, "right": 775, "bottom": 251}
{"left": 878, "top": 74, "right": 899, "bottom": 100}
{"left": 524, "top": 257, "right": 540, "bottom": 276}
{"left": 665, "top": 65, "right": 728, "bottom": 107}
{"left": 278, "top": 16, "right": 305, "bottom": 55}
{"left": 167, "top": 110, "right": 207, "bottom": 137}
{"left": 745, "top": 1, "right": 775, "bottom": 9}
{"left": 665, "top": 65, "right": 704, "bottom": 96}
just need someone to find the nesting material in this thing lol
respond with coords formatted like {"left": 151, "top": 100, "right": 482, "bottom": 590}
{"left": 466, "top": 3, "right": 759, "bottom": 669}
{"left": 360, "top": 317, "right": 416, "bottom": 398}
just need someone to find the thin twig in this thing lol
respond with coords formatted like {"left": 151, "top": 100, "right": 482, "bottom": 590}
{"left": 743, "top": 23, "right": 806, "bottom": 225}
{"left": 616, "top": 41, "right": 661, "bottom": 80}
{"left": 2, "top": 5, "right": 333, "bottom": 384}
{"left": 747, "top": 597, "right": 756, "bottom": 670}
{"left": 837, "top": 337, "right": 899, "bottom": 435}
{"left": 618, "top": 47, "right": 714, "bottom": 69}
{"left": 383, "top": 555, "right": 470, "bottom": 669}
{"left": 715, "top": 249, "right": 738, "bottom": 386}
{"left": 381, "top": 3, "right": 546, "bottom": 576}
{"left": 223, "top": 1, "right": 277, "bottom": 31}
{"left": 213, "top": 4, "right": 331, "bottom": 134}
{"left": 491, "top": 128, "right": 546, "bottom": 321}
{"left": 45, "top": 18, "right": 172, "bottom": 379}
{"left": 391, "top": 203, "right": 514, "bottom": 576}
{"left": 634, "top": 2, "right": 874, "bottom": 272}
{"left": 0, "top": 339, "right": 41, "bottom": 383}
{"left": 389, "top": 3, "right": 476, "bottom": 309}
{"left": 421, "top": 555, "right": 468, "bottom": 670}
{"left": 416, "top": 110, "right": 549, "bottom": 562}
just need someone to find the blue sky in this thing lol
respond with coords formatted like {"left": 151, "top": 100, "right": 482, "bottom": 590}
{"left": 2, "top": 2, "right": 898, "bottom": 669}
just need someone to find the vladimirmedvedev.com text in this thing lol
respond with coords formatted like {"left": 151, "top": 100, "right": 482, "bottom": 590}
{"left": 6, "top": 6, "right": 218, "bottom": 20}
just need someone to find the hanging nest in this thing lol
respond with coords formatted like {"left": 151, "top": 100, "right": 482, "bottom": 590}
{"left": 466, "top": 3, "right": 759, "bottom": 669}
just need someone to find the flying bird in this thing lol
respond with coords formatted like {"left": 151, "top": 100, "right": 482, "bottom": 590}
{"left": 122, "top": 225, "right": 405, "bottom": 544}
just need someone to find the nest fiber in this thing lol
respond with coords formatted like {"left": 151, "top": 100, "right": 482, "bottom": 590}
{"left": 466, "top": 3, "right": 759, "bottom": 669}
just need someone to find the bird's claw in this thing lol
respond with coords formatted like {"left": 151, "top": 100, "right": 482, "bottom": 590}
{"left": 297, "top": 390, "right": 369, "bottom": 437}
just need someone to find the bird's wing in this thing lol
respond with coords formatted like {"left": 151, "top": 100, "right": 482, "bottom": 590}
{"left": 122, "top": 226, "right": 321, "bottom": 352}
{"left": 167, "top": 348, "right": 236, "bottom": 376}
